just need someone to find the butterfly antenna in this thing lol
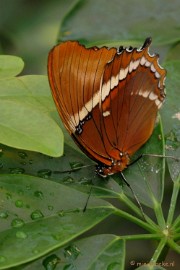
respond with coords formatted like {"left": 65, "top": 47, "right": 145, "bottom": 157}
{"left": 120, "top": 172, "right": 146, "bottom": 221}
{"left": 83, "top": 185, "right": 93, "bottom": 212}
{"left": 53, "top": 164, "right": 94, "bottom": 174}
{"left": 129, "top": 153, "right": 179, "bottom": 167}
{"left": 142, "top": 153, "right": 180, "bottom": 161}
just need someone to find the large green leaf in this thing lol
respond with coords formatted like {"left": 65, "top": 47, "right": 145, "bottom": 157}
{"left": 0, "top": 56, "right": 63, "bottom": 157}
{"left": 17, "top": 235, "right": 125, "bottom": 270}
{"left": 0, "top": 118, "right": 165, "bottom": 209}
{"left": 0, "top": 174, "right": 115, "bottom": 269}
{"left": 0, "top": 55, "right": 24, "bottom": 78}
{"left": 0, "top": 0, "right": 75, "bottom": 74}
{"left": 161, "top": 60, "right": 180, "bottom": 180}
{"left": 136, "top": 266, "right": 166, "bottom": 270}
{"left": 59, "top": 0, "right": 180, "bottom": 46}
{"left": 113, "top": 120, "right": 165, "bottom": 208}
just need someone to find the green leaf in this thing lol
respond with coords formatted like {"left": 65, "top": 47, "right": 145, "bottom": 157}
{"left": 0, "top": 118, "right": 165, "bottom": 209}
{"left": 0, "top": 55, "right": 24, "bottom": 78}
{"left": 117, "top": 119, "right": 165, "bottom": 208}
{"left": 0, "top": 70, "right": 63, "bottom": 157}
{"left": 19, "top": 235, "right": 125, "bottom": 270}
{"left": 161, "top": 60, "right": 180, "bottom": 180}
{"left": 136, "top": 265, "right": 166, "bottom": 270}
{"left": 0, "top": 174, "right": 115, "bottom": 269}
{"left": 59, "top": 0, "right": 180, "bottom": 46}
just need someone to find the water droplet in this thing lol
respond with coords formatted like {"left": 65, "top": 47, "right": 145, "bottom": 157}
{"left": 20, "top": 161, "right": 26, "bottom": 165}
{"left": 29, "top": 159, "right": 33, "bottom": 165}
{"left": 6, "top": 193, "right": 12, "bottom": 200}
{"left": 0, "top": 256, "right": 6, "bottom": 263}
{"left": 37, "top": 169, "right": 52, "bottom": 179}
{"left": 69, "top": 161, "right": 84, "bottom": 170}
{"left": 48, "top": 205, "right": 54, "bottom": 211}
{"left": 26, "top": 185, "right": 31, "bottom": 190}
{"left": 11, "top": 218, "right": 24, "bottom": 228}
{"left": 64, "top": 245, "right": 80, "bottom": 260}
{"left": 63, "top": 176, "right": 74, "bottom": 184}
{"left": 42, "top": 254, "right": 61, "bottom": 270}
{"left": 0, "top": 149, "right": 3, "bottom": 157}
{"left": 66, "top": 208, "right": 80, "bottom": 214}
{"left": 32, "top": 249, "right": 40, "bottom": 254}
{"left": 31, "top": 210, "right": 44, "bottom": 220}
{"left": 15, "top": 200, "right": 24, "bottom": 208}
{"left": 18, "top": 189, "right": 24, "bottom": 196}
{"left": 18, "top": 151, "right": 28, "bottom": 159}
{"left": 79, "top": 177, "right": 89, "bottom": 185}
{"left": 9, "top": 168, "right": 25, "bottom": 174}
{"left": 34, "top": 190, "right": 44, "bottom": 199}
{"left": 16, "top": 231, "right": 27, "bottom": 239}
{"left": 0, "top": 211, "right": 8, "bottom": 219}
{"left": 52, "top": 233, "right": 61, "bottom": 241}
{"left": 58, "top": 210, "right": 65, "bottom": 217}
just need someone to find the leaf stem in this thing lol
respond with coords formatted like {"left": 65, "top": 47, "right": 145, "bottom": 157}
{"left": 167, "top": 174, "right": 180, "bottom": 227}
{"left": 150, "top": 238, "right": 167, "bottom": 263}
{"left": 118, "top": 193, "right": 158, "bottom": 230}
{"left": 167, "top": 238, "right": 180, "bottom": 253}
{"left": 153, "top": 201, "right": 166, "bottom": 228}
{"left": 172, "top": 215, "right": 180, "bottom": 230}
{"left": 120, "top": 233, "right": 161, "bottom": 241}
{"left": 114, "top": 209, "right": 157, "bottom": 233}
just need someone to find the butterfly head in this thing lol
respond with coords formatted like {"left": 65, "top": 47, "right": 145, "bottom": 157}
{"left": 96, "top": 151, "right": 130, "bottom": 177}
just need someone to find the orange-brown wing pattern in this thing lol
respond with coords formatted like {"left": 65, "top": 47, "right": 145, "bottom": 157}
{"left": 48, "top": 38, "right": 166, "bottom": 170}
{"left": 99, "top": 38, "right": 166, "bottom": 159}
{"left": 48, "top": 41, "right": 117, "bottom": 164}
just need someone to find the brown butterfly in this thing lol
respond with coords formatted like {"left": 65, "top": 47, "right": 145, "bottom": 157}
{"left": 48, "top": 37, "right": 166, "bottom": 177}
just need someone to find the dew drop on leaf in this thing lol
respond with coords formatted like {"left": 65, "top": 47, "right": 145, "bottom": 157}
{"left": 11, "top": 218, "right": 25, "bottom": 228}
{"left": 9, "top": 167, "right": 25, "bottom": 174}
{"left": 0, "top": 211, "right": 8, "bottom": 219}
{"left": 29, "top": 159, "right": 33, "bottom": 165}
{"left": 0, "top": 149, "right": 3, "bottom": 157}
{"left": 58, "top": 210, "right": 65, "bottom": 217}
{"left": 18, "top": 190, "right": 24, "bottom": 196}
{"left": 66, "top": 208, "right": 80, "bottom": 214}
{"left": 6, "top": 193, "right": 12, "bottom": 200}
{"left": 37, "top": 169, "right": 52, "bottom": 178}
{"left": 20, "top": 161, "right": 26, "bottom": 165}
{"left": 34, "top": 190, "right": 44, "bottom": 199}
{"left": 18, "top": 151, "right": 28, "bottom": 159}
{"left": 79, "top": 177, "right": 89, "bottom": 185}
{"left": 0, "top": 256, "right": 6, "bottom": 263}
{"left": 42, "top": 254, "right": 61, "bottom": 270}
{"left": 15, "top": 200, "right": 24, "bottom": 208}
{"left": 32, "top": 249, "right": 40, "bottom": 254}
{"left": 48, "top": 205, "right": 54, "bottom": 211}
{"left": 63, "top": 176, "right": 74, "bottom": 184}
{"left": 16, "top": 230, "right": 27, "bottom": 239}
{"left": 26, "top": 185, "right": 31, "bottom": 190}
{"left": 69, "top": 161, "right": 84, "bottom": 170}
{"left": 64, "top": 244, "right": 81, "bottom": 260}
{"left": 31, "top": 210, "right": 44, "bottom": 220}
